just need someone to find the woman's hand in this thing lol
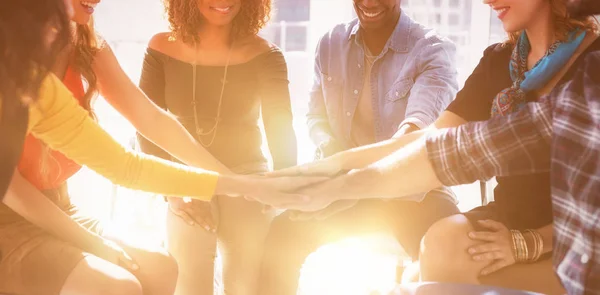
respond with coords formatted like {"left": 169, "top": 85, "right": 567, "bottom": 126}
{"left": 467, "top": 220, "right": 516, "bottom": 276}
{"left": 273, "top": 176, "right": 348, "bottom": 212}
{"left": 267, "top": 153, "right": 347, "bottom": 177}
{"left": 222, "top": 175, "right": 330, "bottom": 210}
{"left": 168, "top": 197, "right": 216, "bottom": 232}
{"left": 89, "top": 237, "right": 140, "bottom": 272}
{"left": 271, "top": 167, "right": 380, "bottom": 212}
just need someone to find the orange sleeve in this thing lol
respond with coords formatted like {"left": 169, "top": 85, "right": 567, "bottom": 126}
{"left": 27, "top": 74, "right": 218, "bottom": 200}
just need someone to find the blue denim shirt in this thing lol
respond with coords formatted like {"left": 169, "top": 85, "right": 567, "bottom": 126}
{"left": 307, "top": 11, "right": 459, "bottom": 149}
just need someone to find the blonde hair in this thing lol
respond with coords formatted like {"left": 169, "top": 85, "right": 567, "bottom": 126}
{"left": 506, "top": 0, "right": 599, "bottom": 46}
{"left": 73, "top": 17, "right": 101, "bottom": 119}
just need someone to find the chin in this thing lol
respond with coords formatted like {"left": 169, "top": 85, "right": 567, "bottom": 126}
{"left": 72, "top": 14, "right": 91, "bottom": 25}
{"left": 502, "top": 22, "right": 522, "bottom": 34}
{"left": 206, "top": 20, "right": 233, "bottom": 27}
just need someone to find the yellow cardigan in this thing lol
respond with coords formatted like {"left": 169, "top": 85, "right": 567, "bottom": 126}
{"left": 21, "top": 74, "right": 218, "bottom": 200}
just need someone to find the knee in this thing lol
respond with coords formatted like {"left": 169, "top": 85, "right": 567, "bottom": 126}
{"left": 263, "top": 217, "right": 304, "bottom": 258}
{"left": 162, "top": 252, "right": 179, "bottom": 286}
{"left": 105, "top": 277, "right": 144, "bottom": 295}
{"left": 261, "top": 218, "right": 310, "bottom": 271}
{"left": 148, "top": 251, "right": 179, "bottom": 293}
{"left": 419, "top": 214, "right": 473, "bottom": 272}
{"left": 62, "top": 256, "right": 144, "bottom": 295}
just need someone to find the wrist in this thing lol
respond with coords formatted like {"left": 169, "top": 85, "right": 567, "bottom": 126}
{"left": 317, "top": 138, "right": 341, "bottom": 158}
{"left": 80, "top": 232, "right": 105, "bottom": 252}
{"left": 396, "top": 123, "right": 420, "bottom": 137}
{"left": 338, "top": 150, "right": 355, "bottom": 171}
{"left": 215, "top": 175, "right": 249, "bottom": 196}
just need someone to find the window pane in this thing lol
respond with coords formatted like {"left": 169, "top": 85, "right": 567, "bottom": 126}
{"left": 489, "top": 10, "right": 507, "bottom": 45}
{"left": 285, "top": 25, "right": 309, "bottom": 52}
{"left": 403, "top": 0, "right": 474, "bottom": 86}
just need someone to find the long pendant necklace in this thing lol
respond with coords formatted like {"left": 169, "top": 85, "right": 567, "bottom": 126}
{"left": 191, "top": 39, "right": 235, "bottom": 147}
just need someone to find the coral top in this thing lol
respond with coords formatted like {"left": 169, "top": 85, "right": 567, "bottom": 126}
{"left": 1, "top": 73, "right": 219, "bottom": 199}
{"left": 18, "top": 66, "right": 86, "bottom": 189}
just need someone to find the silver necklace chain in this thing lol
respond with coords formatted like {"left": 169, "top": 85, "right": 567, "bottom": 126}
{"left": 191, "top": 40, "right": 234, "bottom": 147}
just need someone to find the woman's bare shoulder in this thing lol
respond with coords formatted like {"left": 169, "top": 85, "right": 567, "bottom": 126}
{"left": 237, "top": 35, "right": 279, "bottom": 59}
{"left": 148, "top": 32, "right": 187, "bottom": 57}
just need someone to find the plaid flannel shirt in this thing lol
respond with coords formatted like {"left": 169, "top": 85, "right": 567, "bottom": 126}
{"left": 425, "top": 53, "right": 600, "bottom": 295}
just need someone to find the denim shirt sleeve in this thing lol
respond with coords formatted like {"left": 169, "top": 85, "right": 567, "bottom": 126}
{"left": 307, "top": 37, "right": 335, "bottom": 146}
{"left": 399, "top": 39, "right": 458, "bottom": 130}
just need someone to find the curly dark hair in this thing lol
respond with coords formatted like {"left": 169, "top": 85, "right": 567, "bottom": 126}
{"left": 163, "top": 0, "right": 271, "bottom": 44}
{"left": 0, "top": 0, "right": 71, "bottom": 198}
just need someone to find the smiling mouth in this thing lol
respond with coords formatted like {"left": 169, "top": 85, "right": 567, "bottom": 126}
{"left": 211, "top": 6, "right": 233, "bottom": 13}
{"left": 81, "top": 1, "right": 97, "bottom": 9}
{"left": 80, "top": 1, "right": 98, "bottom": 13}
{"left": 493, "top": 6, "right": 510, "bottom": 18}
{"left": 361, "top": 8, "right": 384, "bottom": 18}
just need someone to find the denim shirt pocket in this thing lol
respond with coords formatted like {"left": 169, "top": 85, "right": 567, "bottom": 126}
{"left": 320, "top": 71, "right": 344, "bottom": 133}
{"left": 385, "top": 77, "right": 414, "bottom": 103}
{"left": 382, "top": 78, "right": 414, "bottom": 134}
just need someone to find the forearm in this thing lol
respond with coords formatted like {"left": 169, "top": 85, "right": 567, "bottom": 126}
{"left": 4, "top": 172, "right": 101, "bottom": 250}
{"left": 95, "top": 45, "right": 231, "bottom": 175}
{"left": 400, "top": 41, "right": 458, "bottom": 131}
{"left": 263, "top": 101, "right": 298, "bottom": 169}
{"left": 336, "top": 111, "right": 469, "bottom": 171}
{"left": 341, "top": 128, "right": 429, "bottom": 170}
{"left": 266, "top": 126, "right": 298, "bottom": 170}
{"left": 30, "top": 77, "right": 219, "bottom": 200}
{"left": 425, "top": 102, "right": 553, "bottom": 187}
{"left": 335, "top": 135, "right": 442, "bottom": 200}
{"left": 135, "top": 110, "right": 231, "bottom": 174}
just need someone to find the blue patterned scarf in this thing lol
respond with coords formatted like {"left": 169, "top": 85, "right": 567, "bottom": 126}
{"left": 491, "top": 30, "right": 586, "bottom": 117}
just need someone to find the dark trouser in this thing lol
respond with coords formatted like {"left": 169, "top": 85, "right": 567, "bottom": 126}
{"left": 257, "top": 193, "right": 460, "bottom": 295}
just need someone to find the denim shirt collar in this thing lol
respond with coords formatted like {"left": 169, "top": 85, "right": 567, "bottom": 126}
{"left": 348, "top": 10, "right": 412, "bottom": 53}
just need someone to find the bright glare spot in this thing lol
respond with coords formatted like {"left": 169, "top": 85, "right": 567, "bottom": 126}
{"left": 64, "top": 2, "right": 495, "bottom": 293}
{"left": 298, "top": 234, "right": 407, "bottom": 295}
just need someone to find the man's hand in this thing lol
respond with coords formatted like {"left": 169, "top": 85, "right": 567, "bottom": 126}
{"left": 235, "top": 175, "right": 330, "bottom": 210}
{"left": 318, "top": 139, "right": 345, "bottom": 159}
{"left": 168, "top": 197, "right": 216, "bottom": 233}
{"left": 267, "top": 153, "right": 347, "bottom": 177}
{"left": 272, "top": 176, "right": 346, "bottom": 212}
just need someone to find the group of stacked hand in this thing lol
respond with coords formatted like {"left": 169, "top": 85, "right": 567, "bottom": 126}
{"left": 170, "top": 153, "right": 361, "bottom": 232}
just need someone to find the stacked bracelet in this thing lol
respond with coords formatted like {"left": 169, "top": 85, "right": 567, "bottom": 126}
{"left": 511, "top": 229, "right": 544, "bottom": 263}
{"left": 510, "top": 230, "right": 528, "bottom": 262}
{"left": 525, "top": 229, "right": 544, "bottom": 262}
